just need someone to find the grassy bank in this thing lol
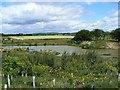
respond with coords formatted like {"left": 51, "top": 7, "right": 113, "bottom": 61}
{"left": 69, "top": 40, "right": 119, "bottom": 49}
{"left": 2, "top": 35, "right": 73, "bottom": 46}
{"left": 2, "top": 38, "right": 72, "bottom": 46}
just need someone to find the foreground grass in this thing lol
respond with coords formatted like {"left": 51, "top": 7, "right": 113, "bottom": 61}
{"left": 2, "top": 50, "right": 118, "bottom": 88}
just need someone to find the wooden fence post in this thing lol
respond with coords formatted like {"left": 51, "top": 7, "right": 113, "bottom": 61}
{"left": 4, "top": 84, "right": 7, "bottom": 90}
{"left": 33, "top": 76, "right": 36, "bottom": 88}
{"left": 53, "top": 78, "right": 56, "bottom": 86}
{"left": 7, "top": 75, "right": 10, "bottom": 88}
{"left": 91, "top": 80, "right": 94, "bottom": 90}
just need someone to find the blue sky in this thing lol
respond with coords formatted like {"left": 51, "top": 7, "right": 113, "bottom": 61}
{"left": 0, "top": 2, "right": 118, "bottom": 34}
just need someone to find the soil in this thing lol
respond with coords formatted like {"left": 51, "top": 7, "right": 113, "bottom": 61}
{"left": 105, "top": 42, "right": 120, "bottom": 49}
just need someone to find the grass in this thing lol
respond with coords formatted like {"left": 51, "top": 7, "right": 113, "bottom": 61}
{"left": 2, "top": 35, "right": 73, "bottom": 46}
{"left": 8, "top": 35, "right": 74, "bottom": 40}
{"left": 2, "top": 50, "right": 118, "bottom": 88}
{"left": 2, "top": 38, "right": 71, "bottom": 46}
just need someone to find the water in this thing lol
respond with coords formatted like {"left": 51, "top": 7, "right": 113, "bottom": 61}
{"left": 1, "top": 45, "right": 118, "bottom": 57}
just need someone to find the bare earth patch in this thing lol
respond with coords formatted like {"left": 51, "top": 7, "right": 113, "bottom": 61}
{"left": 106, "top": 42, "right": 120, "bottom": 49}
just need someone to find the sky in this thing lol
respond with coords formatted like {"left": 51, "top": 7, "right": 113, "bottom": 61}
{"left": 0, "top": 2, "right": 118, "bottom": 34}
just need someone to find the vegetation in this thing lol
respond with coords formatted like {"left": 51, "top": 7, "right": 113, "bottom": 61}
{"left": 1, "top": 28, "right": 119, "bottom": 89}
{"left": 91, "top": 29, "right": 104, "bottom": 40}
{"left": 2, "top": 38, "right": 71, "bottom": 46}
{"left": 71, "top": 28, "right": 119, "bottom": 49}
{"left": 2, "top": 49, "right": 118, "bottom": 88}
{"left": 1, "top": 28, "right": 120, "bottom": 48}
{"left": 0, "top": 59, "right": 2, "bottom": 90}
{"left": 72, "top": 28, "right": 120, "bottom": 42}
{"left": 1, "top": 33, "right": 75, "bottom": 36}
{"left": 111, "top": 28, "right": 120, "bottom": 41}
{"left": 73, "top": 30, "right": 92, "bottom": 41}
{"left": 8, "top": 35, "right": 74, "bottom": 40}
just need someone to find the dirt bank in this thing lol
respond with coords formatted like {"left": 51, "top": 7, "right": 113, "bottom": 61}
{"left": 106, "top": 42, "right": 120, "bottom": 49}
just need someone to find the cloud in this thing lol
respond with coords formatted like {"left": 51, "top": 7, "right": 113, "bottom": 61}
{"left": 1, "top": 0, "right": 119, "bottom": 2}
{"left": 1, "top": 3, "right": 84, "bottom": 33}
{"left": 1, "top": 2, "right": 118, "bottom": 33}
{"left": 1, "top": 3, "right": 83, "bottom": 25}
{"left": 89, "top": 16, "right": 118, "bottom": 31}
{"left": 108, "top": 10, "right": 118, "bottom": 17}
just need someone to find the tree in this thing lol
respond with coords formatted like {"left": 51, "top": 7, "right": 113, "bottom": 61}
{"left": 91, "top": 29, "right": 104, "bottom": 40}
{"left": 111, "top": 28, "right": 120, "bottom": 41}
{"left": 73, "top": 30, "right": 92, "bottom": 41}
{"left": 2, "top": 56, "right": 21, "bottom": 76}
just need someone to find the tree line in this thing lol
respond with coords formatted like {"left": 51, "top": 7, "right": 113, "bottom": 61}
{"left": 1, "top": 33, "right": 75, "bottom": 36}
{"left": 1, "top": 28, "right": 120, "bottom": 42}
{"left": 73, "top": 28, "right": 120, "bottom": 42}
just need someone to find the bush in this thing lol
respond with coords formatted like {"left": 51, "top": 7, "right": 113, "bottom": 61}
{"left": 32, "top": 64, "right": 53, "bottom": 76}
{"left": 43, "top": 43, "right": 46, "bottom": 46}
{"left": 29, "top": 43, "right": 31, "bottom": 46}
{"left": 73, "top": 30, "right": 92, "bottom": 41}
{"left": 34, "top": 43, "right": 37, "bottom": 46}
{"left": 81, "top": 44, "right": 89, "bottom": 49}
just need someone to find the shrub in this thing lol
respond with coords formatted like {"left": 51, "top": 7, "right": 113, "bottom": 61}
{"left": 34, "top": 43, "right": 37, "bottom": 46}
{"left": 81, "top": 44, "right": 89, "bottom": 49}
{"left": 43, "top": 43, "right": 46, "bottom": 46}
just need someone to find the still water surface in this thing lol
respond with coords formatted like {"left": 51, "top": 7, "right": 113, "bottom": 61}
{"left": 2, "top": 45, "right": 118, "bottom": 57}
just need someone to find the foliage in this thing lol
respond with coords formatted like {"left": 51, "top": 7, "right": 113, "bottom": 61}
{"left": 81, "top": 44, "right": 90, "bottom": 49}
{"left": 91, "top": 29, "right": 104, "bottom": 40}
{"left": 2, "top": 49, "right": 118, "bottom": 88}
{"left": 2, "top": 38, "right": 71, "bottom": 46}
{"left": 84, "top": 50, "right": 98, "bottom": 64}
{"left": 111, "top": 28, "right": 120, "bottom": 41}
{"left": 2, "top": 56, "right": 21, "bottom": 76}
{"left": 73, "top": 30, "right": 92, "bottom": 41}
{"left": 32, "top": 64, "right": 53, "bottom": 76}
